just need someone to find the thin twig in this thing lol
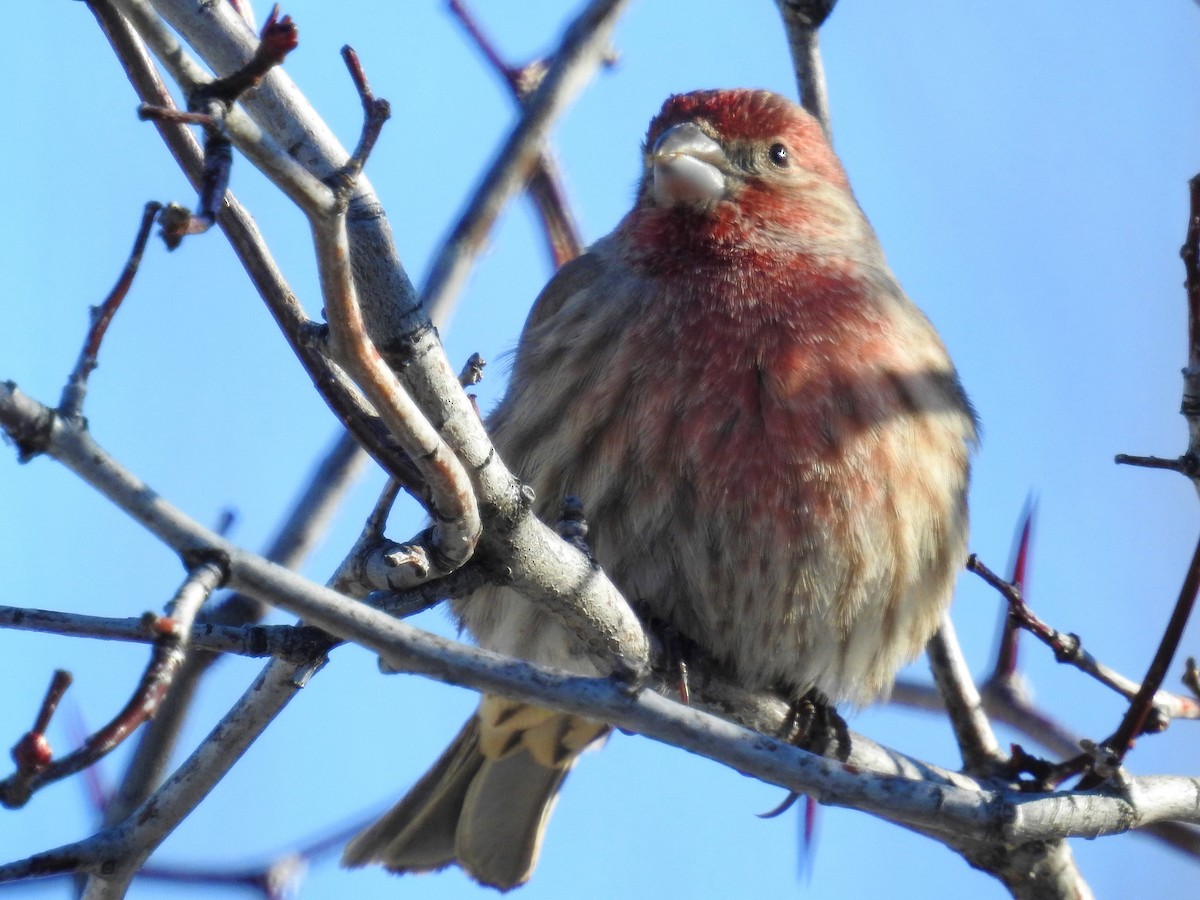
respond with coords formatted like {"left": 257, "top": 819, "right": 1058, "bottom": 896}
{"left": 336, "top": 46, "right": 390, "bottom": 183}
{"left": 7, "top": 670, "right": 73, "bottom": 779}
{"left": 329, "top": 476, "right": 439, "bottom": 596}
{"left": 448, "top": 0, "right": 587, "bottom": 267}
{"left": 968, "top": 555, "right": 1200, "bottom": 724}
{"left": 199, "top": 4, "right": 297, "bottom": 104}
{"left": 149, "top": 5, "right": 295, "bottom": 249}
{"left": 422, "top": 0, "right": 631, "bottom": 322}
{"left": 0, "top": 562, "right": 223, "bottom": 808}
{"left": 111, "top": 0, "right": 333, "bottom": 215}
{"left": 0, "top": 605, "right": 326, "bottom": 661}
{"left": 102, "top": 431, "right": 367, "bottom": 827}
{"left": 1126, "top": 173, "right": 1200, "bottom": 488}
{"left": 85, "top": 0, "right": 425, "bottom": 495}
{"left": 0, "top": 571, "right": 479, "bottom": 664}
{"left": 313, "top": 48, "right": 481, "bottom": 577}
{"left": 1080, "top": 533, "right": 1200, "bottom": 787}
{"left": 1114, "top": 453, "right": 1193, "bottom": 474}
{"left": 991, "top": 499, "right": 1035, "bottom": 682}
{"left": 58, "top": 202, "right": 162, "bottom": 420}
{"left": 71, "top": 658, "right": 328, "bottom": 896}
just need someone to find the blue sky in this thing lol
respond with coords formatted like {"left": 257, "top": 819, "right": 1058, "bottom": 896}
{"left": 3, "top": 2, "right": 1200, "bottom": 898}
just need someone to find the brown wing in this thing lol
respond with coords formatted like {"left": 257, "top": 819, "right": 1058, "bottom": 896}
{"left": 521, "top": 251, "right": 606, "bottom": 333}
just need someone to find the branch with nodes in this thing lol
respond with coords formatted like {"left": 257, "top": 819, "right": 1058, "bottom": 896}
{"left": 1, "top": 560, "right": 223, "bottom": 809}
{"left": 3, "top": 2, "right": 1198, "bottom": 898}
{"left": 84, "top": 0, "right": 427, "bottom": 500}
{"left": 311, "top": 47, "right": 483, "bottom": 582}
{"left": 57, "top": 201, "right": 162, "bottom": 421}
{"left": 948, "top": 172, "right": 1200, "bottom": 798}
{"left": 1, "top": 352, "right": 1162, "bottom": 900}
{"left": 1068, "top": 172, "right": 1200, "bottom": 793}
{"left": 420, "top": 0, "right": 630, "bottom": 323}
{"left": 4, "top": 384, "right": 1200, "bottom": 858}
{"left": 447, "top": 0, "right": 589, "bottom": 268}
{"left": 1117, "top": 174, "right": 1200, "bottom": 483}
{"left": 0, "top": 604, "right": 329, "bottom": 663}
{"left": 95, "top": 0, "right": 648, "bottom": 669}
{"left": 99, "top": 431, "right": 368, "bottom": 831}
{"left": 0, "top": 2, "right": 646, "bottom": 890}
{"left": 892, "top": 509, "right": 1200, "bottom": 860}
{"left": 967, "top": 554, "right": 1200, "bottom": 730}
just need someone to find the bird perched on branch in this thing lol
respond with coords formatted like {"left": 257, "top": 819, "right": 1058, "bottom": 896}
{"left": 343, "top": 88, "right": 977, "bottom": 890}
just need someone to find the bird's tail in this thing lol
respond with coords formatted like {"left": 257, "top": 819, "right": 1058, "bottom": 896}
{"left": 342, "top": 696, "right": 606, "bottom": 891}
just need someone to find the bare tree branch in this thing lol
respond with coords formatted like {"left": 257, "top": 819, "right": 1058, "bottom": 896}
{"left": 97, "top": 0, "right": 651, "bottom": 669}
{"left": 0, "top": 605, "right": 326, "bottom": 662}
{"left": 1, "top": 561, "right": 222, "bottom": 808}
{"left": 969, "top": 554, "right": 1200, "bottom": 726}
{"left": 84, "top": 0, "right": 426, "bottom": 497}
{"left": 420, "top": 0, "right": 629, "bottom": 322}
{"left": 2, "top": 380, "right": 1198, "bottom": 900}
{"left": 926, "top": 613, "right": 1005, "bottom": 776}
{"left": 772, "top": 0, "right": 836, "bottom": 135}
{"left": 101, "top": 430, "right": 368, "bottom": 828}
{"left": 448, "top": 0, "right": 588, "bottom": 268}
{"left": 58, "top": 201, "right": 162, "bottom": 420}
{"left": 3, "top": 5, "right": 1195, "bottom": 898}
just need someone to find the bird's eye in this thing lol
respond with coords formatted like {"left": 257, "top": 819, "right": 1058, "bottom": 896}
{"left": 767, "top": 143, "right": 789, "bottom": 168}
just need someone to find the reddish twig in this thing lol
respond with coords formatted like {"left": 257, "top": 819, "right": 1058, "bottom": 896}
{"left": 970, "top": 555, "right": 1090, "bottom": 671}
{"left": 84, "top": 0, "right": 425, "bottom": 495}
{"left": 448, "top": 0, "right": 518, "bottom": 89}
{"left": 340, "top": 43, "right": 373, "bottom": 104}
{"left": 0, "top": 561, "right": 224, "bottom": 808}
{"left": 201, "top": 5, "right": 298, "bottom": 104}
{"left": 8, "top": 670, "right": 73, "bottom": 780}
{"left": 423, "top": 0, "right": 632, "bottom": 328}
{"left": 313, "top": 48, "right": 482, "bottom": 580}
{"left": 65, "top": 700, "right": 113, "bottom": 817}
{"left": 57, "top": 201, "right": 162, "bottom": 420}
{"left": 336, "top": 46, "right": 391, "bottom": 184}
{"left": 991, "top": 500, "right": 1035, "bottom": 682}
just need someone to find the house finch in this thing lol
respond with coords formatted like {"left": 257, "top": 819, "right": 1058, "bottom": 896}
{"left": 343, "top": 88, "right": 976, "bottom": 889}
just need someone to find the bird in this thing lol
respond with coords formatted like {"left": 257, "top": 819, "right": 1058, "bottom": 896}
{"left": 342, "top": 88, "right": 977, "bottom": 891}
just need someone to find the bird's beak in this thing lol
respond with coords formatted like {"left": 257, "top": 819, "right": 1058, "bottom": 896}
{"left": 651, "top": 122, "right": 728, "bottom": 207}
